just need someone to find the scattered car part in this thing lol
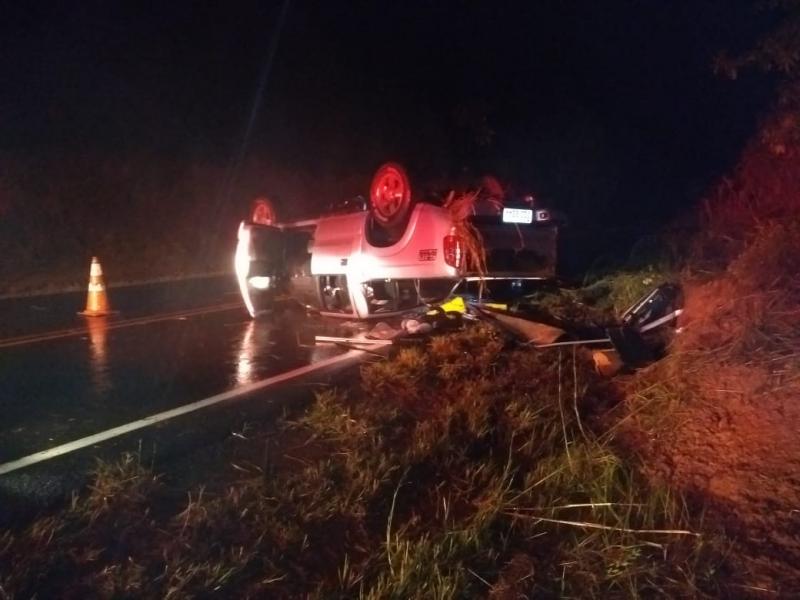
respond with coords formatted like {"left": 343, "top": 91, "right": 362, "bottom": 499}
{"left": 401, "top": 318, "right": 433, "bottom": 335}
{"left": 438, "top": 296, "right": 468, "bottom": 314}
{"left": 478, "top": 283, "right": 685, "bottom": 375}
{"left": 315, "top": 335, "right": 394, "bottom": 346}
{"left": 366, "top": 321, "right": 403, "bottom": 340}
{"left": 474, "top": 305, "right": 566, "bottom": 345}
{"left": 621, "top": 283, "right": 683, "bottom": 328}
{"left": 591, "top": 349, "right": 624, "bottom": 377}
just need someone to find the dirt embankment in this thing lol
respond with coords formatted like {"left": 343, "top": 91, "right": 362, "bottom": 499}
{"left": 620, "top": 100, "right": 800, "bottom": 594}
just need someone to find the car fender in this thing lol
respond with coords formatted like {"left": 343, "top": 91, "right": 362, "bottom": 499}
{"left": 350, "top": 203, "right": 459, "bottom": 283}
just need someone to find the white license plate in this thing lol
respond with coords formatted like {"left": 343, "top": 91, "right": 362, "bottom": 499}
{"left": 502, "top": 207, "right": 533, "bottom": 224}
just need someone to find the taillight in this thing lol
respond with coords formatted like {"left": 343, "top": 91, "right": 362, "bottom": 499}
{"left": 443, "top": 228, "right": 463, "bottom": 269}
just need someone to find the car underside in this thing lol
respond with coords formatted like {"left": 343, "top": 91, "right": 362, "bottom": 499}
{"left": 235, "top": 163, "right": 560, "bottom": 319}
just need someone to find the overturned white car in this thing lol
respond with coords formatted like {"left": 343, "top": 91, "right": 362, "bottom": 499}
{"left": 235, "top": 162, "right": 560, "bottom": 319}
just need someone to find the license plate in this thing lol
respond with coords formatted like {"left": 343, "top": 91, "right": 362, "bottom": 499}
{"left": 502, "top": 207, "right": 533, "bottom": 224}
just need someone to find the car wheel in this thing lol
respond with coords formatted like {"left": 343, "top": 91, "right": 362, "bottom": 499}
{"left": 369, "top": 162, "right": 413, "bottom": 229}
{"left": 251, "top": 197, "right": 277, "bottom": 225}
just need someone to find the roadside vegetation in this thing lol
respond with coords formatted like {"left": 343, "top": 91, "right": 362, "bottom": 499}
{"left": 4, "top": 101, "right": 800, "bottom": 597}
{"left": 0, "top": 323, "right": 730, "bottom": 598}
{"left": 614, "top": 92, "right": 800, "bottom": 592}
{"left": 5, "top": 100, "right": 800, "bottom": 594}
{"left": 4, "top": 12, "right": 800, "bottom": 595}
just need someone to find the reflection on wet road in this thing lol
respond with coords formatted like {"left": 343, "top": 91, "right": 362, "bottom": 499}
{"left": 0, "top": 278, "right": 364, "bottom": 466}
{"left": 0, "top": 276, "right": 238, "bottom": 339}
{"left": 87, "top": 316, "right": 111, "bottom": 394}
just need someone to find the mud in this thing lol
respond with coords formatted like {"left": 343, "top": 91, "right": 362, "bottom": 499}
{"left": 621, "top": 278, "right": 800, "bottom": 596}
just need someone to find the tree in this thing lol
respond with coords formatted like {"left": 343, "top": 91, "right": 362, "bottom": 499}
{"left": 715, "top": 0, "right": 800, "bottom": 80}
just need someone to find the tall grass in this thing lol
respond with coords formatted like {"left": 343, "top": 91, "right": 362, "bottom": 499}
{"left": 0, "top": 325, "right": 726, "bottom": 598}
{"left": 614, "top": 99, "right": 800, "bottom": 592}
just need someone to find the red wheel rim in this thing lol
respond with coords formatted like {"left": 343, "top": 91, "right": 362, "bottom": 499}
{"left": 251, "top": 197, "right": 276, "bottom": 225}
{"left": 369, "top": 163, "right": 411, "bottom": 226}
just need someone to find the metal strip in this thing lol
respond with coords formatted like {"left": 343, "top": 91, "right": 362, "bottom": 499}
{"left": 532, "top": 338, "right": 611, "bottom": 349}
{"left": 0, "top": 349, "right": 363, "bottom": 476}
{"left": 315, "top": 335, "right": 393, "bottom": 345}
{"left": 638, "top": 308, "right": 684, "bottom": 333}
{"left": 463, "top": 276, "right": 546, "bottom": 282}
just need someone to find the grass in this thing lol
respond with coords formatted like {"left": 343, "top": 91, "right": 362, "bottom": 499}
{"left": 605, "top": 102, "right": 800, "bottom": 591}
{"left": 508, "top": 263, "right": 677, "bottom": 334}
{"left": 621, "top": 213, "right": 800, "bottom": 430}
{"left": 0, "top": 324, "right": 728, "bottom": 598}
{"left": 3, "top": 90, "right": 797, "bottom": 595}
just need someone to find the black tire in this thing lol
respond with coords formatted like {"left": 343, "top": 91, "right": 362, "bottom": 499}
{"left": 365, "top": 213, "right": 408, "bottom": 247}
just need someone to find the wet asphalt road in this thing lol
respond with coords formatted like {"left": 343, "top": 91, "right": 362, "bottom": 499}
{"left": 0, "top": 276, "right": 243, "bottom": 339}
{"left": 0, "top": 276, "right": 360, "bottom": 477}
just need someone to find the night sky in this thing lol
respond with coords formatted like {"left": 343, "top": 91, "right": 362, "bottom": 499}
{"left": 1, "top": 1, "right": 777, "bottom": 233}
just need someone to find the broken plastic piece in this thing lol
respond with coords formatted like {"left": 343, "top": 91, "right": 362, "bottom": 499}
{"left": 592, "top": 350, "right": 624, "bottom": 377}
{"left": 435, "top": 296, "right": 467, "bottom": 314}
{"left": 621, "top": 283, "right": 683, "bottom": 329}
{"left": 473, "top": 305, "right": 565, "bottom": 345}
{"left": 401, "top": 318, "right": 433, "bottom": 335}
{"left": 367, "top": 321, "right": 402, "bottom": 340}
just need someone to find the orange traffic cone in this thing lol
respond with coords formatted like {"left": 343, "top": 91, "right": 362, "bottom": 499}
{"left": 79, "top": 257, "right": 113, "bottom": 316}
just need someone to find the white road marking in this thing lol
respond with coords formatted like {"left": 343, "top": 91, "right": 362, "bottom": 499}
{"left": 0, "top": 302, "right": 243, "bottom": 349}
{"left": 638, "top": 309, "right": 683, "bottom": 332}
{"left": 0, "top": 349, "right": 364, "bottom": 476}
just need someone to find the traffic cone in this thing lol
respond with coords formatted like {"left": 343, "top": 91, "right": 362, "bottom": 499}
{"left": 79, "top": 257, "right": 113, "bottom": 316}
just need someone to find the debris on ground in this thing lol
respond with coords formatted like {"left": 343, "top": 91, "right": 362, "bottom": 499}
{"left": 366, "top": 321, "right": 402, "bottom": 340}
{"left": 472, "top": 306, "right": 565, "bottom": 345}
{"left": 399, "top": 317, "right": 432, "bottom": 335}
{"left": 314, "top": 283, "right": 684, "bottom": 379}
{"left": 436, "top": 295, "right": 468, "bottom": 314}
{"left": 473, "top": 282, "right": 683, "bottom": 376}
